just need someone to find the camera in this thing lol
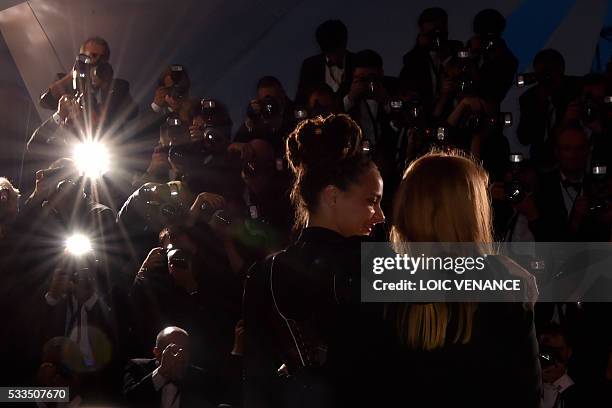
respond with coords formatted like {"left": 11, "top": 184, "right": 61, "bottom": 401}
{"left": 430, "top": 29, "right": 446, "bottom": 52}
{"left": 516, "top": 72, "right": 538, "bottom": 88}
{"left": 362, "top": 139, "right": 371, "bottom": 154}
{"left": 504, "top": 153, "right": 526, "bottom": 204}
{"left": 72, "top": 54, "right": 93, "bottom": 95}
{"left": 294, "top": 107, "right": 308, "bottom": 121}
{"left": 586, "top": 164, "right": 609, "bottom": 213}
{"left": 388, "top": 98, "right": 424, "bottom": 128}
{"left": 159, "top": 65, "right": 189, "bottom": 101}
{"left": 455, "top": 50, "right": 476, "bottom": 96}
{"left": 167, "top": 84, "right": 188, "bottom": 101}
{"left": 161, "top": 115, "right": 189, "bottom": 148}
{"left": 464, "top": 112, "right": 512, "bottom": 133}
{"left": 487, "top": 112, "right": 513, "bottom": 128}
{"left": 167, "top": 247, "right": 190, "bottom": 270}
{"left": 135, "top": 183, "right": 187, "bottom": 227}
{"left": 247, "top": 96, "right": 280, "bottom": 123}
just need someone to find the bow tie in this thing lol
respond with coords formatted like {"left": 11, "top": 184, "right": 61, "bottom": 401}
{"left": 562, "top": 179, "right": 582, "bottom": 191}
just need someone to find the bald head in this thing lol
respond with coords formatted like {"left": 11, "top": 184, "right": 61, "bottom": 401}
{"left": 155, "top": 326, "right": 189, "bottom": 350}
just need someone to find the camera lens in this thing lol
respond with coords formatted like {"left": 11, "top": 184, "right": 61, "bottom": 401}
{"left": 509, "top": 153, "right": 523, "bottom": 164}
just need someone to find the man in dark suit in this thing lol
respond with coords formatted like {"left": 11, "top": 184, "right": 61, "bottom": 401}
{"left": 468, "top": 9, "right": 519, "bottom": 105}
{"left": 527, "top": 125, "right": 612, "bottom": 242}
{"left": 25, "top": 60, "right": 137, "bottom": 203}
{"left": 342, "top": 49, "right": 397, "bottom": 147}
{"left": 123, "top": 326, "right": 219, "bottom": 408}
{"left": 517, "top": 49, "right": 580, "bottom": 169}
{"left": 399, "top": 7, "right": 463, "bottom": 117}
{"left": 295, "top": 19, "right": 355, "bottom": 105}
{"left": 39, "top": 37, "right": 136, "bottom": 119}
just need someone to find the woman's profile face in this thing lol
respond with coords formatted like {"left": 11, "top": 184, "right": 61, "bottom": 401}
{"left": 333, "top": 165, "right": 385, "bottom": 237}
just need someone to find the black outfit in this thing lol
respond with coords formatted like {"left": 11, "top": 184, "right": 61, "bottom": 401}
{"left": 475, "top": 39, "right": 519, "bottom": 104}
{"left": 517, "top": 77, "right": 580, "bottom": 167}
{"left": 529, "top": 170, "right": 611, "bottom": 242}
{"left": 243, "top": 227, "right": 389, "bottom": 408}
{"left": 399, "top": 39, "right": 463, "bottom": 115}
{"left": 128, "top": 248, "right": 240, "bottom": 370}
{"left": 233, "top": 97, "right": 296, "bottom": 156}
{"left": 295, "top": 51, "right": 355, "bottom": 104}
{"left": 384, "top": 300, "right": 542, "bottom": 407}
{"left": 123, "top": 358, "right": 219, "bottom": 408}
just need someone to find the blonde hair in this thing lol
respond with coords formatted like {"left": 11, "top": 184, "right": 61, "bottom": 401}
{"left": 388, "top": 150, "right": 493, "bottom": 350}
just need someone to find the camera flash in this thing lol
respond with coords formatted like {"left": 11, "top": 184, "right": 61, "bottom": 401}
{"left": 66, "top": 233, "right": 92, "bottom": 256}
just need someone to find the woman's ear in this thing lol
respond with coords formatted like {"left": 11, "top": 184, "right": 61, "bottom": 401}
{"left": 320, "top": 184, "right": 339, "bottom": 209}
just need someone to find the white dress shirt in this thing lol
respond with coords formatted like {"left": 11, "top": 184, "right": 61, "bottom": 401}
{"left": 542, "top": 373, "right": 574, "bottom": 408}
{"left": 324, "top": 56, "right": 345, "bottom": 92}
{"left": 45, "top": 292, "right": 100, "bottom": 368}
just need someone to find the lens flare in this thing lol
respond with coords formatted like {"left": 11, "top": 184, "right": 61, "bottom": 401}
{"left": 74, "top": 141, "right": 110, "bottom": 179}
{"left": 66, "top": 233, "right": 92, "bottom": 256}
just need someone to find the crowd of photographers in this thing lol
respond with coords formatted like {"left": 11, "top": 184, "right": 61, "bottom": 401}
{"left": 0, "top": 6, "right": 611, "bottom": 407}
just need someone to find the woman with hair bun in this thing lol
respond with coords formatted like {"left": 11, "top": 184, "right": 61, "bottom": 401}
{"left": 242, "top": 114, "right": 386, "bottom": 407}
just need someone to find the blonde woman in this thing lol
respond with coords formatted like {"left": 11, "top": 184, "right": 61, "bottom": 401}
{"left": 385, "top": 150, "right": 541, "bottom": 407}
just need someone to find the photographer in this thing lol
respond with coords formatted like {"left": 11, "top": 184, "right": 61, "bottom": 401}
{"left": 39, "top": 37, "right": 134, "bottom": 116}
{"left": 399, "top": 7, "right": 463, "bottom": 117}
{"left": 209, "top": 139, "right": 294, "bottom": 275}
{"left": 234, "top": 76, "right": 296, "bottom": 155}
{"left": 129, "top": 228, "right": 240, "bottom": 377}
{"left": 296, "top": 19, "right": 355, "bottom": 104}
{"left": 343, "top": 49, "right": 397, "bottom": 150}
{"left": 124, "top": 326, "right": 232, "bottom": 408}
{"left": 539, "top": 324, "right": 585, "bottom": 408}
{"left": 467, "top": 9, "right": 518, "bottom": 105}
{"left": 39, "top": 248, "right": 120, "bottom": 404}
{"left": 490, "top": 154, "right": 539, "bottom": 241}
{"left": 16, "top": 159, "right": 119, "bottom": 292}
{"left": 444, "top": 94, "right": 511, "bottom": 176}
{"left": 150, "top": 65, "right": 193, "bottom": 121}
{"left": 27, "top": 54, "right": 137, "bottom": 172}
{"left": 304, "top": 83, "right": 341, "bottom": 118}
{"left": 561, "top": 73, "right": 612, "bottom": 168}
{"left": 521, "top": 126, "right": 612, "bottom": 242}
{"left": 517, "top": 49, "right": 581, "bottom": 169}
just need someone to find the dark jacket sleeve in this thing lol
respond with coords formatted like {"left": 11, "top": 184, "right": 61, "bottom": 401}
{"left": 517, "top": 88, "right": 547, "bottom": 146}
{"left": 295, "top": 56, "right": 321, "bottom": 104}
{"left": 478, "top": 45, "right": 519, "bottom": 104}
{"left": 123, "top": 359, "right": 158, "bottom": 405}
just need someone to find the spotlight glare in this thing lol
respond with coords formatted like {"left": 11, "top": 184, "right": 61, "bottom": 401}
{"left": 74, "top": 141, "right": 110, "bottom": 179}
{"left": 66, "top": 233, "right": 92, "bottom": 256}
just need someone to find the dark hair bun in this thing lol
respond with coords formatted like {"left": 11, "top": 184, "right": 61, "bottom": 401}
{"left": 286, "top": 114, "right": 363, "bottom": 173}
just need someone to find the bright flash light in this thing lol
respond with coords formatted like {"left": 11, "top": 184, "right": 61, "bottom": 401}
{"left": 74, "top": 141, "right": 110, "bottom": 179}
{"left": 66, "top": 233, "right": 92, "bottom": 256}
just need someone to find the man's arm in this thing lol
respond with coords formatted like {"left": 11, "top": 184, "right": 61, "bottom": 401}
{"left": 39, "top": 73, "right": 72, "bottom": 110}
{"left": 123, "top": 359, "right": 159, "bottom": 403}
